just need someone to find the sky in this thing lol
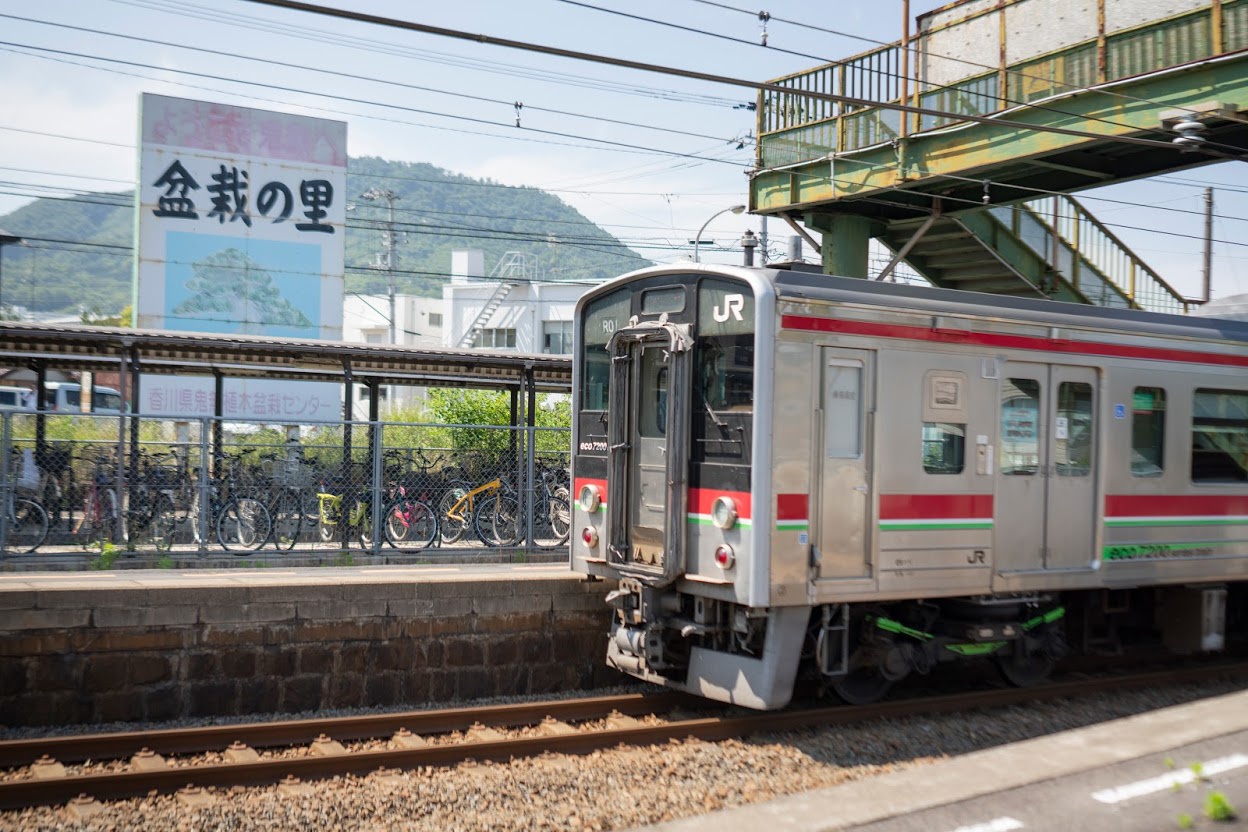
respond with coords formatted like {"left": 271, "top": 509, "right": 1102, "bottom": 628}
{"left": 1, "top": 0, "right": 1246, "bottom": 302}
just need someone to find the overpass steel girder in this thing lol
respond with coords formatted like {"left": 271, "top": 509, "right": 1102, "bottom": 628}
{"left": 751, "top": 56, "right": 1248, "bottom": 222}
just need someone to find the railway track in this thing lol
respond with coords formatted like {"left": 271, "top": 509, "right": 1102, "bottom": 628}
{"left": 4, "top": 661, "right": 1246, "bottom": 812}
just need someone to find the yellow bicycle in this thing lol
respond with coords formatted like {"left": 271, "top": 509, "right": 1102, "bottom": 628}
{"left": 440, "top": 476, "right": 520, "bottom": 547}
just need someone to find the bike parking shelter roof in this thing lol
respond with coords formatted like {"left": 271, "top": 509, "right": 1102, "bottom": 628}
{"left": 0, "top": 322, "right": 572, "bottom": 392}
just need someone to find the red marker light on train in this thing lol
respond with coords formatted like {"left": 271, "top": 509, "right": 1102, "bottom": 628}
{"left": 581, "top": 527, "right": 599, "bottom": 548}
{"left": 714, "top": 545, "right": 735, "bottom": 569}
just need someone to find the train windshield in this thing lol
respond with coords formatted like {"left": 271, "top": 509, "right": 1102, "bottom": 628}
{"left": 579, "top": 291, "right": 631, "bottom": 411}
{"left": 695, "top": 278, "right": 755, "bottom": 414}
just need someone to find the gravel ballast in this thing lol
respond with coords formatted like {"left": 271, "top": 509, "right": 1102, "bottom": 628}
{"left": 2, "top": 680, "right": 1243, "bottom": 831}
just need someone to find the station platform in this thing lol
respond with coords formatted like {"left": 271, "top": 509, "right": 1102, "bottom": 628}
{"left": 644, "top": 689, "right": 1248, "bottom": 832}
{"left": 0, "top": 563, "right": 614, "bottom": 727}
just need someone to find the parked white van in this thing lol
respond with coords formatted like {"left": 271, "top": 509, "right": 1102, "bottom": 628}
{"left": 0, "top": 386, "right": 33, "bottom": 410}
{"left": 42, "top": 382, "right": 126, "bottom": 414}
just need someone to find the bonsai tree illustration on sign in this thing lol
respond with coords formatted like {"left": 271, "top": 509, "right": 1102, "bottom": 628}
{"left": 172, "top": 247, "right": 313, "bottom": 335}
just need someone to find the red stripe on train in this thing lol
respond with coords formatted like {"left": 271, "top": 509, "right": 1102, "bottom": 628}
{"left": 689, "top": 488, "right": 752, "bottom": 518}
{"left": 781, "top": 315, "right": 1248, "bottom": 369}
{"left": 776, "top": 493, "right": 808, "bottom": 521}
{"left": 1106, "top": 494, "right": 1248, "bottom": 517}
{"left": 879, "top": 494, "right": 994, "bottom": 519}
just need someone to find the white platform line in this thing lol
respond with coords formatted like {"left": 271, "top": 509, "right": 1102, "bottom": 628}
{"left": 1091, "top": 753, "right": 1248, "bottom": 804}
{"left": 949, "top": 818, "right": 1024, "bottom": 832}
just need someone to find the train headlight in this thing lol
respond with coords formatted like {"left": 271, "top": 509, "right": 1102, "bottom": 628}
{"left": 581, "top": 526, "right": 599, "bottom": 548}
{"left": 578, "top": 484, "right": 601, "bottom": 513}
{"left": 714, "top": 545, "right": 735, "bottom": 570}
{"left": 710, "top": 496, "right": 737, "bottom": 530}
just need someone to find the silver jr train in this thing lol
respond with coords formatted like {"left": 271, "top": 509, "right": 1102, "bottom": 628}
{"left": 570, "top": 263, "right": 1248, "bottom": 709}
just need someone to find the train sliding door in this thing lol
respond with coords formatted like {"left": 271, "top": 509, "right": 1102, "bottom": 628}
{"left": 605, "top": 322, "right": 692, "bottom": 586}
{"left": 995, "top": 363, "right": 1098, "bottom": 576}
{"left": 814, "top": 348, "right": 874, "bottom": 580}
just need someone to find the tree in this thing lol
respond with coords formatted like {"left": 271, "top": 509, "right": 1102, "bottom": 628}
{"left": 172, "top": 248, "right": 313, "bottom": 335}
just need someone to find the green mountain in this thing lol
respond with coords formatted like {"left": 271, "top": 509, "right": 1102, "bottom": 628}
{"left": 0, "top": 156, "right": 650, "bottom": 318}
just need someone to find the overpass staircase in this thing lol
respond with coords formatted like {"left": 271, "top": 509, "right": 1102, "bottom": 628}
{"left": 752, "top": 0, "right": 1247, "bottom": 312}
{"left": 880, "top": 195, "right": 1189, "bottom": 313}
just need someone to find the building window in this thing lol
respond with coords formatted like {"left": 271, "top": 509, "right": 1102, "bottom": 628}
{"left": 474, "top": 328, "right": 517, "bottom": 349}
{"left": 428, "top": 312, "right": 443, "bottom": 327}
{"left": 1131, "top": 387, "right": 1165, "bottom": 477}
{"left": 1191, "top": 388, "right": 1248, "bottom": 483}
{"left": 543, "top": 321, "right": 573, "bottom": 354}
{"left": 364, "top": 332, "right": 385, "bottom": 344}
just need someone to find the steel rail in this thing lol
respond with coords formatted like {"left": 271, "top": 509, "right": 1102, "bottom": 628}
{"left": 0, "top": 691, "right": 695, "bottom": 768}
{"left": 3, "top": 662, "right": 1246, "bottom": 811}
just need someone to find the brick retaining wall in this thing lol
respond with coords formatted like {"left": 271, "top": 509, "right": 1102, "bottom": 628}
{"left": 0, "top": 569, "right": 616, "bottom": 727}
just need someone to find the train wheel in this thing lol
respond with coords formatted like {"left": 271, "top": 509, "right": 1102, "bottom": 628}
{"left": 994, "top": 647, "right": 1054, "bottom": 687}
{"left": 829, "top": 654, "right": 894, "bottom": 705}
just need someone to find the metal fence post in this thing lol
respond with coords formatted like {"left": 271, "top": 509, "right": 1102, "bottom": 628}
{"left": 0, "top": 414, "right": 11, "bottom": 555}
{"left": 525, "top": 423, "right": 536, "bottom": 559}
{"left": 197, "top": 417, "right": 210, "bottom": 554}
{"left": 370, "top": 419, "right": 383, "bottom": 557}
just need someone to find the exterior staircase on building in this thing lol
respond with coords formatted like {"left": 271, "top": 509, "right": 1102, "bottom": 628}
{"left": 878, "top": 195, "right": 1189, "bottom": 314}
{"left": 456, "top": 282, "right": 516, "bottom": 348}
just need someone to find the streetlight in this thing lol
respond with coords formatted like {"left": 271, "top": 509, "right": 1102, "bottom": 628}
{"left": 691, "top": 205, "right": 747, "bottom": 263}
{"left": 357, "top": 188, "right": 401, "bottom": 344}
{"left": 0, "top": 227, "right": 21, "bottom": 316}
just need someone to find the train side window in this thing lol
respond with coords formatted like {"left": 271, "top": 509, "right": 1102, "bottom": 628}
{"left": 1131, "top": 387, "right": 1165, "bottom": 477}
{"left": 1055, "top": 382, "right": 1092, "bottom": 477}
{"left": 1191, "top": 388, "right": 1248, "bottom": 483}
{"left": 922, "top": 423, "right": 965, "bottom": 474}
{"left": 1001, "top": 378, "right": 1041, "bottom": 475}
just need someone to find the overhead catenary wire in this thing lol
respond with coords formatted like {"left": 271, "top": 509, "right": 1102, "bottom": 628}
{"left": 233, "top": 0, "right": 1227, "bottom": 162}
{"left": 0, "top": 13, "right": 752, "bottom": 148}
{"left": 0, "top": 42, "right": 753, "bottom": 169}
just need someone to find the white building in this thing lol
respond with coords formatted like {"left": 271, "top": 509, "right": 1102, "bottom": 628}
{"left": 342, "top": 293, "right": 444, "bottom": 417}
{"left": 442, "top": 251, "right": 588, "bottom": 354}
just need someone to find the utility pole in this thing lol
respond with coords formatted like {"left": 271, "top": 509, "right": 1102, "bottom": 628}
{"left": 358, "top": 188, "right": 401, "bottom": 343}
{"left": 1202, "top": 186, "right": 1214, "bottom": 303}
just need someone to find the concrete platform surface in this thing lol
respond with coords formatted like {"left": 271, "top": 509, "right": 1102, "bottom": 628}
{"left": 639, "top": 689, "right": 1248, "bottom": 832}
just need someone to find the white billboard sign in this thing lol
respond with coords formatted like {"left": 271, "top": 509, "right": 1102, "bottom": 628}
{"left": 134, "top": 94, "right": 347, "bottom": 420}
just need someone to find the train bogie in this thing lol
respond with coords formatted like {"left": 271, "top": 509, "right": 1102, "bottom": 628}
{"left": 573, "top": 264, "right": 1248, "bottom": 709}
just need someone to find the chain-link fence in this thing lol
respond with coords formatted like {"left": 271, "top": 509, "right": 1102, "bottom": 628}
{"left": 0, "top": 412, "right": 570, "bottom": 567}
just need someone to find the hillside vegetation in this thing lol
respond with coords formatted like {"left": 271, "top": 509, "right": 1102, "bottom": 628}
{"left": 0, "top": 156, "right": 649, "bottom": 318}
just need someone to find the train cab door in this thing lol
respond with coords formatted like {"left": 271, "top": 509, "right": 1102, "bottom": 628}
{"left": 995, "top": 363, "right": 1098, "bottom": 576}
{"left": 814, "top": 348, "right": 874, "bottom": 580}
{"left": 605, "top": 321, "right": 692, "bottom": 586}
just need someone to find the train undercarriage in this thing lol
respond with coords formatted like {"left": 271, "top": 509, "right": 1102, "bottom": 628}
{"left": 606, "top": 583, "right": 1242, "bottom": 709}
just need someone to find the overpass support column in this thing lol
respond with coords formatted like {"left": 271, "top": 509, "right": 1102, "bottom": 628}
{"left": 805, "top": 214, "right": 882, "bottom": 278}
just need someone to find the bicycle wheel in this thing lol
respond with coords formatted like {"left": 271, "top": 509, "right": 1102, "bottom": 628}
{"left": 317, "top": 497, "right": 340, "bottom": 543}
{"left": 149, "top": 493, "right": 177, "bottom": 552}
{"left": 77, "top": 489, "right": 116, "bottom": 549}
{"left": 437, "top": 483, "right": 471, "bottom": 544}
{"left": 8, "top": 497, "right": 48, "bottom": 554}
{"left": 270, "top": 489, "right": 304, "bottom": 551}
{"left": 217, "top": 497, "right": 272, "bottom": 553}
{"left": 384, "top": 497, "right": 438, "bottom": 550}
{"left": 354, "top": 496, "right": 376, "bottom": 548}
{"left": 530, "top": 485, "right": 571, "bottom": 547}
{"left": 474, "top": 493, "right": 521, "bottom": 547}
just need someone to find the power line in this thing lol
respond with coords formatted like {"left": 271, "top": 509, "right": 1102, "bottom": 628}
{"left": 234, "top": 0, "right": 1208, "bottom": 161}
{"left": 109, "top": 0, "right": 747, "bottom": 109}
{"left": 0, "top": 12, "right": 752, "bottom": 148}
{"left": 0, "top": 41, "right": 753, "bottom": 169}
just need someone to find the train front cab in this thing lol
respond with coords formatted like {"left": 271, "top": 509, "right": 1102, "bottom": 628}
{"left": 571, "top": 267, "right": 807, "bottom": 709}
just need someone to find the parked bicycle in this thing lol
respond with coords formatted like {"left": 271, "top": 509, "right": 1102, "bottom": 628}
{"left": 124, "top": 450, "right": 177, "bottom": 551}
{"left": 440, "top": 471, "right": 522, "bottom": 548}
{"left": 376, "top": 449, "right": 437, "bottom": 550}
{"left": 5, "top": 450, "right": 49, "bottom": 553}
{"left": 74, "top": 450, "right": 119, "bottom": 549}
{"left": 316, "top": 466, "right": 374, "bottom": 548}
